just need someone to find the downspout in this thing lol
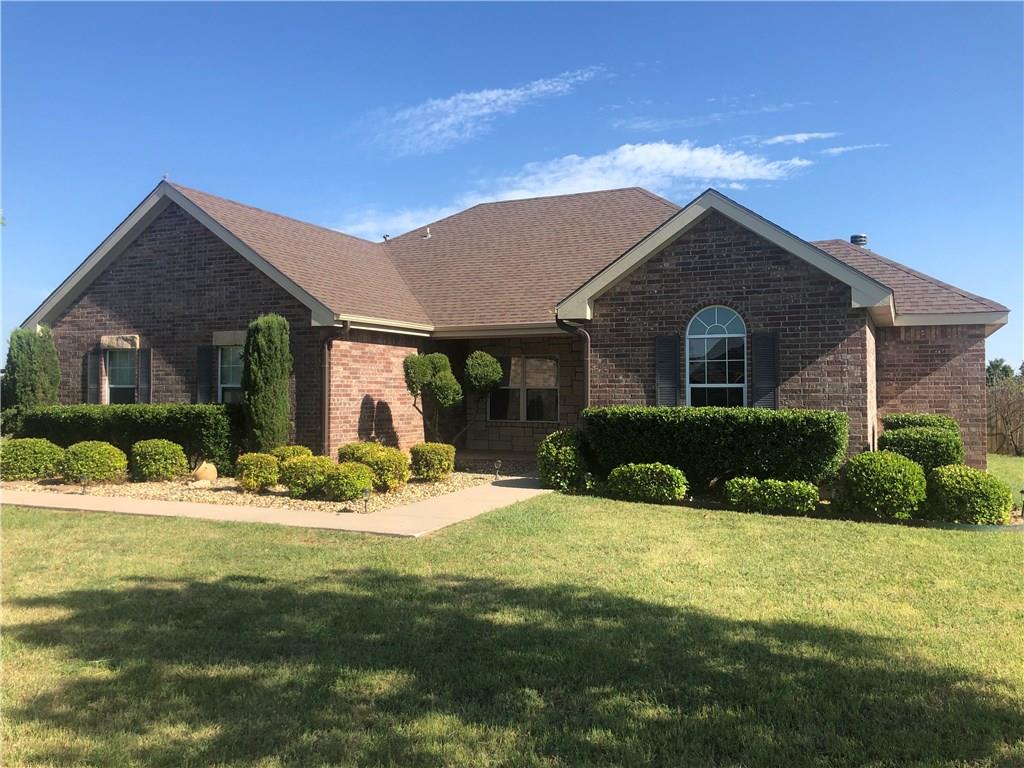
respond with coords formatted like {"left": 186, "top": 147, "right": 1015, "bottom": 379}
{"left": 556, "top": 318, "right": 591, "bottom": 409}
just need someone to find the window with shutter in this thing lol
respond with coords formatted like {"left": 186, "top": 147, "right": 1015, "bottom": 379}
{"left": 686, "top": 306, "right": 746, "bottom": 407}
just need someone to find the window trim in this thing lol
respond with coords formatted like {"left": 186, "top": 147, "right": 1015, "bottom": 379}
{"left": 486, "top": 355, "right": 560, "bottom": 424}
{"left": 217, "top": 345, "right": 244, "bottom": 404}
{"left": 685, "top": 305, "right": 747, "bottom": 407}
{"left": 105, "top": 348, "right": 138, "bottom": 404}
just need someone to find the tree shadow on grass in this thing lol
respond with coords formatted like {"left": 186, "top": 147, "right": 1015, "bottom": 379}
{"left": 7, "top": 569, "right": 1022, "bottom": 767}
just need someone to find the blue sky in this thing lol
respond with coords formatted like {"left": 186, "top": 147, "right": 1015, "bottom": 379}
{"left": 3, "top": 2, "right": 1022, "bottom": 362}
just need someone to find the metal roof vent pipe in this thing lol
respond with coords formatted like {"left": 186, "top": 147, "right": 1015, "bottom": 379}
{"left": 850, "top": 233, "right": 868, "bottom": 247}
{"left": 423, "top": 226, "right": 432, "bottom": 240}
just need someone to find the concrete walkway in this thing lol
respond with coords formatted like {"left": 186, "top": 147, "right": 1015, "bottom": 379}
{"left": 1, "top": 477, "right": 550, "bottom": 538}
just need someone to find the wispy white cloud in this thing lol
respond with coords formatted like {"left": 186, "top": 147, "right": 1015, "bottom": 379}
{"left": 337, "top": 140, "right": 810, "bottom": 238}
{"left": 760, "top": 131, "right": 839, "bottom": 145}
{"left": 613, "top": 101, "right": 801, "bottom": 132}
{"left": 373, "top": 68, "right": 601, "bottom": 155}
{"left": 819, "top": 143, "right": 888, "bottom": 156}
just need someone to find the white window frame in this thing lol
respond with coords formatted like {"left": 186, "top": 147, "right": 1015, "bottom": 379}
{"left": 217, "top": 345, "right": 244, "bottom": 404}
{"left": 685, "top": 305, "right": 747, "bottom": 407}
{"left": 487, "top": 355, "right": 560, "bottom": 423}
{"left": 105, "top": 349, "right": 137, "bottom": 404}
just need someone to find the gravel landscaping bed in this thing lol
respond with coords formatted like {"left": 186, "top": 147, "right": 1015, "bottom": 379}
{"left": 1, "top": 471, "right": 493, "bottom": 515}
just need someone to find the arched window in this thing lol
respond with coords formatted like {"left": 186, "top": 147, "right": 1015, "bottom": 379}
{"left": 686, "top": 306, "right": 746, "bottom": 407}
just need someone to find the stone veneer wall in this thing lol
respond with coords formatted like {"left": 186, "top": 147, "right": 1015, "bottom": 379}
{"left": 587, "top": 210, "right": 874, "bottom": 453}
{"left": 875, "top": 324, "right": 988, "bottom": 467}
{"left": 49, "top": 203, "right": 326, "bottom": 450}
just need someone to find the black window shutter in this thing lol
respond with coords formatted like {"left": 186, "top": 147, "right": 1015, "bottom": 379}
{"left": 196, "top": 346, "right": 214, "bottom": 403}
{"left": 138, "top": 348, "right": 152, "bottom": 403}
{"left": 751, "top": 331, "right": 779, "bottom": 409}
{"left": 654, "top": 334, "right": 680, "bottom": 406}
{"left": 86, "top": 348, "right": 100, "bottom": 404}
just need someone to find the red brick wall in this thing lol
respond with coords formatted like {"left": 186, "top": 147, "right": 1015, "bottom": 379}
{"left": 49, "top": 203, "right": 326, "bottom": 450}
{"left": 326, "top": 330, "right": 425, "bottom": 456}
{"left": 876, "top": 325, "right": 988, "bottom": 467}
{"left": 588, "top": 210, "right": 874, "bottom": 453}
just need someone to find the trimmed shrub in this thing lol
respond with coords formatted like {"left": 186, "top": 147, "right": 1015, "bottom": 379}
{"left": 464, "top": 350, "right": 503, "bottom": 394}
{"left": 1, "top": 326, "right": 60, "bottom": 408}
{"left": 537, "top": 428, "right": 591, "bottom": 493}
{"left": 58, "top": 441, "right": 128, "bottom": 484}
{"left": 724, "top": 476, "right": 819, "bottom": 516}
{"left": 279, "top": 455, "right": 334, "bottom": 498}
{"left": 927, "top": 464, "right": 1013, "bottom": 525}
{"left": 323, "top": 461, "right": 375, "bottom": 502}
{"left": 403, "top": 353, "right": 451, "bottom": 396}
{"left": 834, "top": 451, "right": 927, "bottom": 520}
{"left": 235, "top": 452, "right": 280, "bottom": 493}
{"left": 582, "top": 406, "right": 848, "bottom": 490}
{"left": 130, "top": 439, "right": 188, "bottom": 481}
{"left": 880, "top": 412, "right": 959, "bottom": 433}
{"left": 271, "top": 445, "right": 312, "bottom": 463}
{"left": 410, "top": 442, "right": 456, "bottom": 481}
{"left": 878, "top": 426, "right": 964, "bottom": 471}
{"left": 0, "top": 437, "right": 64, "bottom": 480}
{"left": 607, "top": 462, "right": 687, "bottom": 504}
{"left": 9, "top": 404, "right": 242, "bottom": 474}
{"left": 241, "top": 313, "right": 293, "bottom": 453}
{"left": 337, "top": 442, "right": 411, "bottom": 491}
{"left": 1, "top": 405, "right": 27, "bottom": 437}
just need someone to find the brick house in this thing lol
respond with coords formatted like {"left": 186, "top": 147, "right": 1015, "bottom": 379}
{"left": 24, "top": 182, "right": 1008, "bottom": 467}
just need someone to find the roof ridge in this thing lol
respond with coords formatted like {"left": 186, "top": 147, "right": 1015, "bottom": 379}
{"left": 169, "top": 182, "right": 381, "bottom": 247}
{"left": 472, "top": 186, "right": 660, "bottom": 208}
{"left": 815, "top": 239, "right": 1006, "bottom": 311}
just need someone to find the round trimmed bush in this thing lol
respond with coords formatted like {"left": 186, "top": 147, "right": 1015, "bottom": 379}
{"left": 724, "top": 476, "right": 819, "bottom": 516}
{"left": 323, "top": 461, "right": 375, "bottom": 502}
{"left": 410, "top": 442, "right": 456, "bottom": 481}
{"left": 130, "top": 439, "right": 188, "bottom": 481}
{"left": 464, "top": 350, "right": 503, "bottom": 393}
{"left": 270, "top": 445, "right": 312, "bottom": 463}
{"left": 835, "top": 451, "right": 926, "bottom": 520}
{"left": 928, "top": 464, "right": 1013, "bottom": 525}
{"left": 337, "top": 442, "right": 410, "bottom": 492}
{"left": 878, "top": 426, "right": 964, "bottom": 471}
{"left": 607, "top": 462, "right": 687, "bottom": 504}
{"left": 0, "top": 437, "right": 64, "bottom": 480}
{"left": 279, "top": 455, "right": 334, "bottom": 498}
{"left": 880, "top": 412, "right": 959, "bottom": 433}
{"left": 235, "top": 452, "right": 280, "bottom": 493}
{"left": 58, "top": 441, "right": 128, "bottom": 484}
{"left": 537, "top": 428, "right": 591, "bottom": 493}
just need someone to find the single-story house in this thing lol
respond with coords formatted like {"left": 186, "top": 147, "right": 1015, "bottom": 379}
{"left": 24, "top": 181, "right": 1008, "bottom": 467}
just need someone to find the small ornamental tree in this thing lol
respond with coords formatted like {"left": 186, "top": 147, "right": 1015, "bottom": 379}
{"left": 241, "top": 314, "right": 292, "bottom": 452}
{"left": 2, "top": 326, "right": 61, "bottom": 408}
{"left": 403, "top": 353, "right": 463, "bottom": 441}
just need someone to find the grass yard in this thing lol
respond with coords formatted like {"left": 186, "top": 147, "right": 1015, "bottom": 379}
{"left": 3, "top": 498, "right": 1022, "bottom": 768}
{"left": 988, "top": 453, "right": 1024, "bottom": 508}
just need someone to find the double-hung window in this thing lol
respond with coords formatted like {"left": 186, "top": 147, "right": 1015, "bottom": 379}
{"left": 106, "top": 349, "right": 137, "bottom": 404}
{"left": 686, "top": 305, "right": 746, "bottom": 406}
{"left": 488, "top": 356, "right": 559, "bottom": 422}
{"left": 218, "top": 346, "right": 244, "bottom": 403}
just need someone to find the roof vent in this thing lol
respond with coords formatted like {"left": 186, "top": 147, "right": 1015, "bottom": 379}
{"left": 850, "top": 233, "right": 868, "bottom": 247}
{"left": 423, "top": 226, "right": 432, "bottom": 240}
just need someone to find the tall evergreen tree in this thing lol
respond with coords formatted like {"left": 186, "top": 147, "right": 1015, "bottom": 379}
{"left": 2, "top": 326, "right": 61, "bottom": 407}
{"left": 241, "top": 314, "right": 293, "bottom": 452}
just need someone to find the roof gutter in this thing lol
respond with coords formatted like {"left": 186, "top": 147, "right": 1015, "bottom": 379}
{"left": 556, "top": 318, "right": 591, "bottom": 409}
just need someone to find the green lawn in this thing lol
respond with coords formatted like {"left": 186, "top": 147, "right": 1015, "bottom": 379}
{"left": 988, "top": 453, "right": 1024, "bottom": 508}
{"left": 3, "top": 499, "right": 1022, "bottom": 768}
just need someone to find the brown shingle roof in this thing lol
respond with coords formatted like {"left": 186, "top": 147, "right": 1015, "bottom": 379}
{"left": 170, "top": 183, "right": 431, "bottom": 325}
{"left": 168, "top": 183, "right": 1006, "bottom": 327}
{"left": 811, "top": 239, "right": 1008, "bottom": 314}
{"left": 384, "top": 188, "right": 679, "bottom": 327}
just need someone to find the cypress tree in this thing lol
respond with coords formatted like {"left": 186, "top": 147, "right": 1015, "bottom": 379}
{"left": 241, "top": 314, "right": 293, "bottom": 452}
{"left": 2, "top": 326, "right": 61, "bottom": 407}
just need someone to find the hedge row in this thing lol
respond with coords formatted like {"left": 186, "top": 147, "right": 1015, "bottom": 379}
{"left": 581, "top": 406, "right": 848, "bottom": 490}
{"left": 6, "top": 404, "right": 244, "bottom": 474}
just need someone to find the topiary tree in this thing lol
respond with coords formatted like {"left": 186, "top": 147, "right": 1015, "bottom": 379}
{"left": 2, "top": 326, "right": 61, "bottom": 408}
{"left": 464, "top": 350, "right": 503, "bottom": 394}
{"left": 241, "top": 314, "right": 292, "bottom": 453}
{"left": 403, "top": 352, "right": 463, "bottom": 441}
